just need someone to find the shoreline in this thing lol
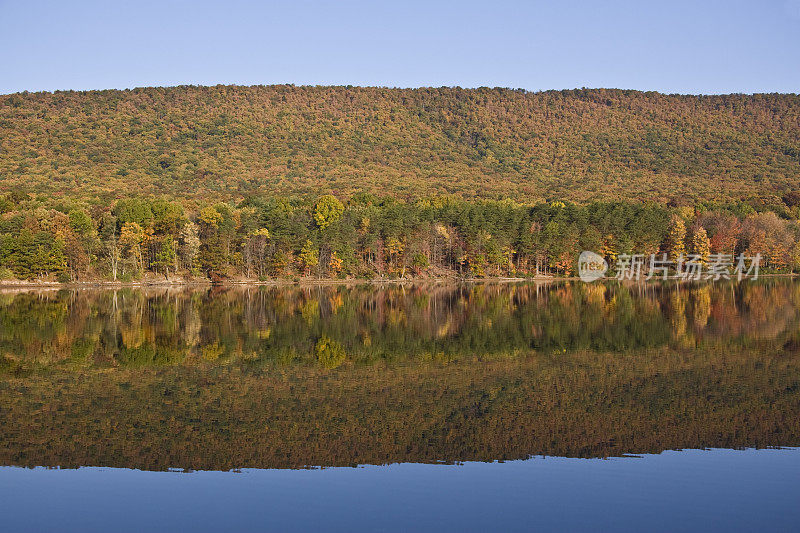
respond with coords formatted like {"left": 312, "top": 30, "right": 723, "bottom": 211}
{"left": 0, "top": 272, "right": 795, "bottom": 291}
{"left": 0, "top": 276, "right": 551, "bottom": 291}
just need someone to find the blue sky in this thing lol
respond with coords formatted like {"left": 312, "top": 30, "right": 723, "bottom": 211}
{"left": 1, "top": 0, "right": 798, "bottom": 95}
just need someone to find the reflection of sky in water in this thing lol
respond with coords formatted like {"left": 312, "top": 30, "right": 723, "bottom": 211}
{"left": 2, "top": 448, "right": 798, "bottom": 533}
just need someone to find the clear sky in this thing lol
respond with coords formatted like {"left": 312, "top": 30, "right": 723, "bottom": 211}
{"left": 1, "top": 0, "right": 798, "bottom": 95}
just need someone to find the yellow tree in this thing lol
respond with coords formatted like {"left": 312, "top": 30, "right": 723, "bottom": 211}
{"left": 313, "top": 195, "right": 344, "bottom": 229}
{"left": 691, "top": 226, "right": 711, "bottom": 264}
{"left": 119, "top": 222, "right": 146, "bottom": 273}
{"left": 668, "top": 216, "right": 687, "bottom": 261}
{"left": 299, "top": 239, "right": 319, "bottom": 276}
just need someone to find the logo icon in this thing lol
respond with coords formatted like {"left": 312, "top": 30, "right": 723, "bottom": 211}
{"left": 578, "top": 251, "right": 608, "bottom": 282}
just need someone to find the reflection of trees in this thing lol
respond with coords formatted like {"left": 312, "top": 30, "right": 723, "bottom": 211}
{"left": 691, "top": 285, "right": 711, "bottom": 330}
{"left": 2, "top": 282, "right": 800, "bottom": 469}
{"left": 668, "top": 288, "right": 690, "bottom": 347}
{"left": 1, "top": 280, "right": 800, "bottom": 371}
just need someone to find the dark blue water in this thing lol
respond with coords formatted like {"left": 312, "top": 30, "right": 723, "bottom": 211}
{"left": 2, "top": 448, "right": 798, "bottom": 533}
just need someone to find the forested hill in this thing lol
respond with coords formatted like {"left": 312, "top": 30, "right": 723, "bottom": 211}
{"left": 1, "top": 85, "right": 799, "bottom": 204}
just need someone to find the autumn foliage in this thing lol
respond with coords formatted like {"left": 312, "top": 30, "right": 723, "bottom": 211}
{"left": 1, "top": 85, "right": 799, "bottom": 205}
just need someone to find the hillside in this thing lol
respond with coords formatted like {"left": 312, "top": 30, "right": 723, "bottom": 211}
{"left": 1, "top": 85, "right": 799, "bottom": 204}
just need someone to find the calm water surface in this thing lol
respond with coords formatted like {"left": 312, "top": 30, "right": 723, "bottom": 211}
{"left": 1, "top": 280, "right": 799, "bottom": 531}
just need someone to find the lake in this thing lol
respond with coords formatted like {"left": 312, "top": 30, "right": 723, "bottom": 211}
{"left": 1, "top": 280, "right": 799, "bottom": 531}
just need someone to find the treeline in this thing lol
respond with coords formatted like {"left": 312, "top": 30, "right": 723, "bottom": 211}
{"left": 1, "top": 192, "right": 800, "bottom": 282}
{"left": 1, "top": 85, "right": 800, "bottom": 204}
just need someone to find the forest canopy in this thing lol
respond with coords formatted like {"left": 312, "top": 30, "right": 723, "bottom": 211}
{"left": 1, "top": 85, "right": 799, "bottom": 205}
{"left": 2, "top": 85, "right": 800, "bottom": 282}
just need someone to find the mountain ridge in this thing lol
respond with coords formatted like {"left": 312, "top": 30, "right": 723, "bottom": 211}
{"left": 2, "top": 85, "right": 799, "bottom": 204}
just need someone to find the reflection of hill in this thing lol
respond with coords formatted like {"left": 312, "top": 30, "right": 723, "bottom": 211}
{"left": 1, "top": 347, "right": 799, "bottom": 470}
{"left": 2, "top": 281, "right": 800, "bottom": 470}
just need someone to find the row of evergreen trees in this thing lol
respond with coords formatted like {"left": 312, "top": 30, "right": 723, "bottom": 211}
{"left": 0, "top": 191, "right": 798, "bottom": 282}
